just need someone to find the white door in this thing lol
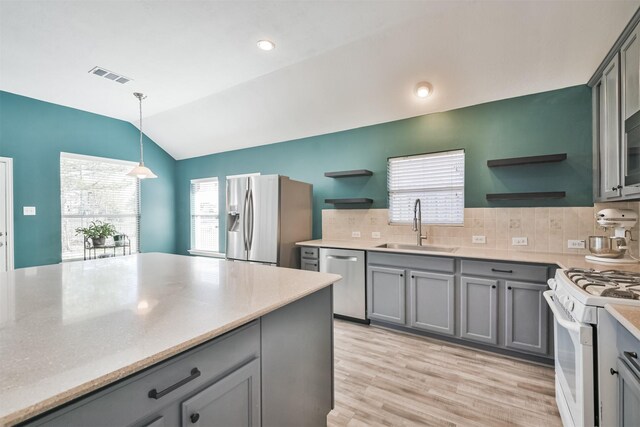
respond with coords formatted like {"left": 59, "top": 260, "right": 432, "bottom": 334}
{"left": 0, "top": 161, "right": 7, "bottom": 272}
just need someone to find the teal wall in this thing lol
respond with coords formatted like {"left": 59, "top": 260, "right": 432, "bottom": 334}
{"left": 175, "top": 85, "right": 592, "bottom": 255}
{"left": 0, "top": 91, "right": 177, "bottom": 268}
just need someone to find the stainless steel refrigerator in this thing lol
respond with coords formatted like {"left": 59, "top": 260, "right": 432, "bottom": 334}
{"left": 226, "top": 175, "right": 312, "bottom": 268}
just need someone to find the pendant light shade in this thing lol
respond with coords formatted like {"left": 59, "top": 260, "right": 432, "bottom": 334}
{"left": 127, "top": 92, "right": 157, "bottom": 179}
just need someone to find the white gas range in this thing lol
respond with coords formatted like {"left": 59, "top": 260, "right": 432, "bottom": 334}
{"left": 546, "top": 268, "right": 640, "bottom": 427}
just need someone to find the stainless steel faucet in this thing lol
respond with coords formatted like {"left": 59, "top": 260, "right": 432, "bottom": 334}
{"left": 412, "top": 199, "right": 427, "bottom": 246}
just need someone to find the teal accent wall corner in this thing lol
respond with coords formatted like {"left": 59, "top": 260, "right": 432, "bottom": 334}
{"left": 0, "top": 91, "right": 177, "bottom": 268}
{"left": 175, "top": 85, "right": 592, "bottom": 255}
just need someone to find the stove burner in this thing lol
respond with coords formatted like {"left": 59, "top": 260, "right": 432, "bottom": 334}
{"left": 564, "top": 268, "right": 640, "bottom": 299}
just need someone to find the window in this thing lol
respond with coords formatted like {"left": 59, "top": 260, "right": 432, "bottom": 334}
{"left": 190, "top": 178, "right": 219, "bottom": 253}
{"left": 388, "top": 149, "right": 465, "bottom": 225}
{"left": 60, "top": 153, "right": 140, "bottom": 260}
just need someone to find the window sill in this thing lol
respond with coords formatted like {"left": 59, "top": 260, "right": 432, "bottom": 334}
{"left": 188, "top": 249, "right": 226, "bottom": 259}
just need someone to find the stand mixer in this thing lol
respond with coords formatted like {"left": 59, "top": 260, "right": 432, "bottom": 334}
{"left": 585, "top": 208, "right": 639, "bottom": 264}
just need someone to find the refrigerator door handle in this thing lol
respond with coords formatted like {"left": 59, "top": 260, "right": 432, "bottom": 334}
{"left": 242, "top": 188, "right": 250, "bottom": 251}
{"left": 248, "top": 188, "right": 254, "bottom": 250}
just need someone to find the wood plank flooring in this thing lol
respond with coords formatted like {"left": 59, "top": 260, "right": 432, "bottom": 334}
{"left": 328, "top": 320, "right": 561, "bottom": 427}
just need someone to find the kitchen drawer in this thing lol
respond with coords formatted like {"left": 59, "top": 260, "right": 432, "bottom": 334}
{"left": 460, "top": 259, "right": 549, "bottom": 282}
{"left": 300, "top": 246, "right": 319, "bottom": 259}
{"left": 368, "top": 252, "right": 455, "bottom": 273}
{"left": 301, "top": 258, "right": 319, "bottom": 272}
{"left": 617, "top": 322, "right": 640, "bottom": 360}
{"left": 27, "top": 321, "right": 260, "bottom": 427}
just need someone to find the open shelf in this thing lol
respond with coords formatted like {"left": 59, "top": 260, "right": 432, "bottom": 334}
{"left": 324, "top": 169, "right": 373, "bottom": 178}
{"left": 486, "top": 191, "right": 566, "bottom": 201}
{"left": 487, "top": 153, "right": 567, "bottom": 168}
{"left": 325, "top": 198, "right": 373, "bottom": 204}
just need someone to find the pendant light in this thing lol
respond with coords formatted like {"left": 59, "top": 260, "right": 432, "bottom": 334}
{"left": 127, "top": 92, "right": 157, "bottom": 179}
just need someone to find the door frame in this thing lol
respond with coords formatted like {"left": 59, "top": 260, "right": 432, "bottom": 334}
{"left": 0, "top": 157, "right": 14, "bottom": 270}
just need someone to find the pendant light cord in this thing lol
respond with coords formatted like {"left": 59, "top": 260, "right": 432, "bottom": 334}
{"left": 134, "top": 92, "right": 146, "bottom": 165}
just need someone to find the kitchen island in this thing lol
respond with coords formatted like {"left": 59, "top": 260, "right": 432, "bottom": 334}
{"left": 0, "top": 253, "right": 340, "bottom": 426}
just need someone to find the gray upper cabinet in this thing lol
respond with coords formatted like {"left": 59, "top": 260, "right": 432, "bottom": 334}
{"left": 181, "top": 359, "right": 261, "bottom": 427}
{"left": 595, "top": 54, "right": 622, "bottom": 200}
{"left": 504, "top": 281, "right": 548, "bottom": 355}
{"left": 408, "top": 271, "right": 455, "bottom": 336}
{"left": 460, "top": 276, "right": 498, "bottom": 345}
{"left": 622, "top": 24, "right": 640, "bottom": 121}
{"left": 367, "top": 265, "right": 405, "bottom": 324}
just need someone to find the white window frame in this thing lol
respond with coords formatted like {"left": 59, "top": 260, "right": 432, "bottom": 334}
{"left": 387, "top": 149, "right": 465, "bottom": 226}
{"left": 188, "top": 177, "right": 223, "bottom": 258}
{"left": 60, "top": 152, "right": 141, "bottom": 261}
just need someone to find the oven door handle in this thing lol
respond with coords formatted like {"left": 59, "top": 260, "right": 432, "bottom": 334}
{"left": 543, "top": 291, "right": 593, "bottom": 346}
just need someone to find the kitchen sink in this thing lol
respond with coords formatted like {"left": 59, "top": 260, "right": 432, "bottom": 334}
{"left": 375, "top": 243, "right": 458, "bottom": 253}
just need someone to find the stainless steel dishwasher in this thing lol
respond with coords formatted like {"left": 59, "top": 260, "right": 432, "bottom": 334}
{"left": 319, "top": 248, "right": 367, "bottom": 322}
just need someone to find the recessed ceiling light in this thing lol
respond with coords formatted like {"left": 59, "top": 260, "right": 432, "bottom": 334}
{"left": 414, "top": 81, "right": 433, "bottom": 98}
{"left": 257, "top": 40, "right": 275, "bottom": 51}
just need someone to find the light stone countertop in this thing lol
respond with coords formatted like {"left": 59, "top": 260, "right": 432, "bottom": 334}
{"left": 296, "top": 239, "right": 640, "bottom": 271}
{"left": 0, "top": 253, "right": 340, "bottom": 426}
{"left": 606, "top": 304, "right": 640, "bottom": 341}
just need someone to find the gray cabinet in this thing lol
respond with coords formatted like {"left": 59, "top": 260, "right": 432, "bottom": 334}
{"left": 617, "top": 357, "right": 640, "bottom": 427}
{"left": 367, "top": 265, "right": 405, "bottom": 324}
{"left": 504, "top": 281, "right": 548, "bottom": 355}
{"left": 460, "top": 276, "right": 498, "bottom": 345}
{"left": 622, "top": 24, "right": 640, "bottom": 121}
{"left": 595, "top": 54, "right": 622, "bottom": 200}
{"left": 408, "top": 271, "right": 455, "bottom": 336}
{"left": 181, "top": 359, "right": 260, "bottom": 427}
{"left": 300, "top": 246, "right": 319, "bottom": 272}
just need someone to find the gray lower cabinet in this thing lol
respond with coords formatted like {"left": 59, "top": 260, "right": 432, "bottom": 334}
{"left": 460, "top": 276, "right": 498, "bottom": 345}
{"left": 181, "top": 358, "right": 260, "bottom": 427}
{"left": 504, "top": 281, "right": 548, "bottom": 355}
{"left": 409, "top": 271, "right": 455, "bottom": 336}
{"left": 617, "top": 357, "right": 640, "bottom": 426}
{"left": 367, "top": 266, "right": 405, "bottom": 324}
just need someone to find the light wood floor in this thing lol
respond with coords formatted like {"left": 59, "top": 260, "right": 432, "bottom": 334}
{"left": 328, "top": 320, "right": 561, "bottom": 427}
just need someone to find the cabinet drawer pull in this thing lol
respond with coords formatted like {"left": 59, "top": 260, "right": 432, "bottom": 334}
{"left": 624, "top": 351, "right": 640, "bottom": 374}
{"left": 491, "top": 268, "right": 513, "bottom": 274}
{"left": 304, "top": 251, "right": 314, "bottom": 255}
{"left": 148, "top": 367, "right": 201, "bottom": 399}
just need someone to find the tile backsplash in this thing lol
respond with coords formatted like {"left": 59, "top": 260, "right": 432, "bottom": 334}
{"left": 321, "top": 202, "right": 640, "bottom": 256}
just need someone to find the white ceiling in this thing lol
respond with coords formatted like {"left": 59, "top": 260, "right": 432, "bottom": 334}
{"left": 1, "top": 1, "right": 638, "bottom": 160}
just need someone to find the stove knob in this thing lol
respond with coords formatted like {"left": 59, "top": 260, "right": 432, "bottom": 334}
{"left": 547, "top": 278, "right": 557, "bottom": 290}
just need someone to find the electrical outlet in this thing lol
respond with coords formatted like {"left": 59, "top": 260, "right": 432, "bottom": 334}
{"left": 512, "top": 237, "right": 528, "bottom": 246}
{"left": 351, "top": 231, "right": 361, "bottom": 238}
{"left": 23, "top": 206, "right": 36, "bottom": 216}
{"left": 568, "top": 239, "right": 586, "bottom": 249}
{"left": 371, "top": 232, "right": 381, "bottom": 239}
{"left": 472, "top": 235, "right": 486, "bottom": 244}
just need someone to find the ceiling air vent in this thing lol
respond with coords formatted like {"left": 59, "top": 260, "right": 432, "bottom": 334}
{"left": 88, "top": 66, "right": 132, "bottom": 84}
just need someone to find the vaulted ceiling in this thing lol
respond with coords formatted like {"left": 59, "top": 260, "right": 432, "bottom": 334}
{"left": 1, "top": 1, "right": 638, "bottom": 160}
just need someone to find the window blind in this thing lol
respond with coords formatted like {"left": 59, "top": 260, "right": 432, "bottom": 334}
{"left": 190, "top": 178, "right": 219, "bottom": 252}
{"left": 388, "top": 150, "right": 465, "bottom": 225}
{"left": 60, "top": 153, "right": 140, "bottom": 260}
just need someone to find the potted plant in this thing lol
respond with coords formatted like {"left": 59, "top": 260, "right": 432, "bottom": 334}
{"left": 75, "top": 220, "right": 118, "bottom": 248}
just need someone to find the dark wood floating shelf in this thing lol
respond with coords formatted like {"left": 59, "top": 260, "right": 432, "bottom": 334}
{"left": 325, "top": 198, "right": 374, "bottom": 204}
{"left": 486, "top": 192, "right": 566, "bottom": 201}
{"left": 324, "top": 169, "right": 373, "bottom": 178}
{"left": 487, "top": 153, "right": 567, "bottom": 168}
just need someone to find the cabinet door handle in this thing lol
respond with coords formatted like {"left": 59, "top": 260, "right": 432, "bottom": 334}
{"left": 624, "top": 351, "right": 640, "bottom": 374}
{"left": 507, "top": 286, "right": 512, "bottom": 290}
{"left": 491, "top": 268, "right": 513, "bottom": 274}
{"left": 617, "top": 185, "right": 623, "bottom": 190}
{"left": 491, "top": 285, "right": 496, "bottom": 289}
{"left": 400, "top": 274, "right": 403, "bottom": 277}
{"left": 190, "top": 413, "right": 200, "bottom": 423}
{"left": 148, "top": 367, "right": 201, "bottom": 399}
{"left": 611, "top": 368, "right": 619, "bottom": 376}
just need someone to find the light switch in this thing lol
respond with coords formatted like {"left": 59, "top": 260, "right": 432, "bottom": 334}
{"left": 23, "top": 206, "right": 36, "bottom": 216}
